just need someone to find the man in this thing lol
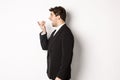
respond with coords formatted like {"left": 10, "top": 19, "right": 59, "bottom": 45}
{"left": 38, "top": 6, "right": 74, "bottom": 80}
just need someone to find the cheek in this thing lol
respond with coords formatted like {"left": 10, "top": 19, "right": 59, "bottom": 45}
{"left": 51, "top": 18, "right": 56, "bottom": 22}
{"left": 49, "top": 15, "right": 57, "bottom": 22}
{"left": 53, "top": 17, "right": 57, "bottom": 21}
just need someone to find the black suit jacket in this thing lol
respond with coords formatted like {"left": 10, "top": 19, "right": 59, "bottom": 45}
{"left": 39, "top": 24, "right": 74, "bottom": 79}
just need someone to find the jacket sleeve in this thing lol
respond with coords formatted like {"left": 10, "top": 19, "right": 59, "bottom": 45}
{"left": 56, "top": 37, "right": 74, "bottom": 79}
{"left": 39, "top": 32, "right": 48, "bottom": 50}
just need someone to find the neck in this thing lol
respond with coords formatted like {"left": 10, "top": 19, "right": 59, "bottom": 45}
{"left": 56, "top": 20, "right": 65, "bottom": 27}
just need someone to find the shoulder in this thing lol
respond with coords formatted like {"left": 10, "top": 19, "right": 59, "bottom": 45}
{"left": 60, "top": 24, "right": 74, "bottom": 40}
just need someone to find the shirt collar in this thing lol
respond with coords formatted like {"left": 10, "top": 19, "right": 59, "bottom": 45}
{"left": 54, "top": 23, "right": 65, "bottom": 32}
{"left": 53, "top": 23, "right": 65, "bottom": 36}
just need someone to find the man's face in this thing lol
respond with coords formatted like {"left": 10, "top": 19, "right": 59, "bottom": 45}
{"left": 49, "top": 12, "right": 58, "bottom": 27}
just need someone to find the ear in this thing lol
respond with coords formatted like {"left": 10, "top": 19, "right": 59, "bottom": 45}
{"left": 57, "top": 15, "right": 61, "bottom": 20}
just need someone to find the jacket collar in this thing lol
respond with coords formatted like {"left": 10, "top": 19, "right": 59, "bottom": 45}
{"left": 48, "top": 24, "right": 66, "bottom": 48}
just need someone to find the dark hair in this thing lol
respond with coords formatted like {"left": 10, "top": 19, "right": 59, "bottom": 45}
{"left": 49, "top": 6, "right": 66, "bottom": 21}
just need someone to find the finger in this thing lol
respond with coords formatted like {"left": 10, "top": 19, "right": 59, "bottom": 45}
{"left": 37, "top": 21, "right": 41, "bottom": 25}
{"left": 42, "top": 21, "right": 45, "bottom": 24}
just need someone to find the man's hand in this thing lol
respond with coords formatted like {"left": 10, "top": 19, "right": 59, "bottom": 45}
{"left": 55, "top": 77, "right": 62, "bottom": 80}
{"left": 37, "top": 21, "right": 46, "bottom": 33}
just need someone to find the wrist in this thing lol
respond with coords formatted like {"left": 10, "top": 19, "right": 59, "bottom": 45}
{"left": 41, "top": 31, "right": 47, "bottom": 35}
{"left": 55, "top": 77, "right": 62, "bottom": 80}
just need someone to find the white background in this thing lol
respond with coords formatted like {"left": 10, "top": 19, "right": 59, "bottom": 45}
{"left": 0, "top": 0, "right": 120, "bottom": 80}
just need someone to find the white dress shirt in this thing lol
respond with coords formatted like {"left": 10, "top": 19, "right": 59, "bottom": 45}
{"left": 41, "top": 23, "right": 65, "bottom": 36}
{"left": 53, "top": 23, "right": 65, "bottom": 36}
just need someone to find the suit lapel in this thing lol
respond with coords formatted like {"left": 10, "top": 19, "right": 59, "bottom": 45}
{"left": 48, "top": 24, "right": 66, "bottom": 48}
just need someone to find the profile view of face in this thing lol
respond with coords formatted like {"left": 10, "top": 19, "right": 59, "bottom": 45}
{"left": 49, "top": 12, "right": 58, "bottom": 27}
